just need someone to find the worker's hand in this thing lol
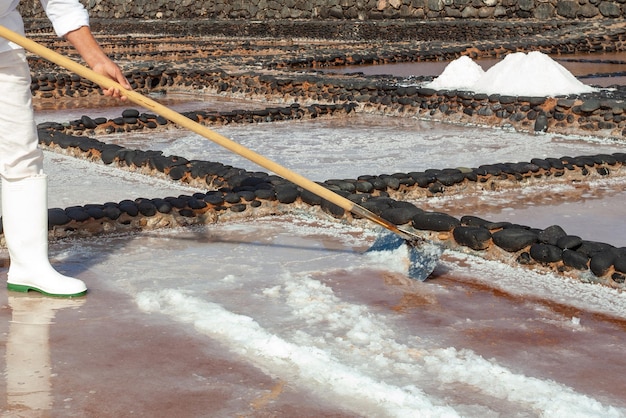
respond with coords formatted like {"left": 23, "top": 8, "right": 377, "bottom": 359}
{"left": 90, "top": 58, "right": 131, "bottom": 100}
{"left": 64, "top": 26, "right": 131, "bottom": 100}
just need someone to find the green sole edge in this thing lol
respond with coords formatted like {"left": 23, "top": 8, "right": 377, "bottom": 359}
{"left": 7, "top": 283, "right": 87, "bottom": 298}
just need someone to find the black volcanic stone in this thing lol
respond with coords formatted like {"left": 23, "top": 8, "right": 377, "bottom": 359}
{"left": 613, "top": 152, "right": 626, "bottom": 163}
{"left": 229, "top": 204, "right": 247, "bottom": 213}
{"left": 436, "top": 170, "right": 465, "bottom": 186}
{"left": 596, "top": 167, "right": 610, "bottom": 176}
{"left": 453, "top": 226, "right": 492, "bottom": 250}
{"left": 137, "top": 200, "right": 157, "bottom": 216}
{"left": 556, "top": 235, "right": 583, "bottom": 250}
{"left": 78, "top": 138, "right": 103, "bottom": 153}
{"left": 203, "top": 193, "right": 225, "bottom": 206}
{"left": 300, "top": 189, "right": 322, "bottom": 206}
{"left": 492, "top": 229, "right": 538, "bottom": 252}
{"left": 66, "top": 207, "right": 90, "bottom": 222}
{"left": 562, "top": 249, "right": 590, "bottom": 270}
{"left": 223, "top": 193, "right": 241, "bottom": 204}
{"left": 538, "top": 225, "right": 567, "bottom": 245}
{"left": 48, "top": 208, "right": 71, "bottom": 226}
{"left": 321, "top": 198, "right": 345, "bottom": 217}
{"left": 131, "top": 151, "right": 155, "bottom": 167}
{"left": 360, "top": 197, "right": 393, "bottom": 216}
{"left": 383, "top": 176, "right": 400, "bottom": 190}
{"left": 517, "top": 251, "right": 532, "bottom": 265}
{"left": 275, "top": 185, "right": 299, "bottom": 204}
{"left": 614, "top": 254, "right": 626, "bottom": 273}
{"left": 178, "top": 208, "right": 195, "bottom": 217}
{"left": 237, "top": 191, "right": 257, "bottom": 202}
{"left": 577, "top": 240, "right": 615, "bottom": 257}
{"left": 428, "top": 181, "right": 445, "bottom": 194}
{"left": 347, "top": 193, "right": 369, "bottom": 205}
{"left": 151, "top": 198, "right": 172, "bottom": 213}
{"left": 122, "top": 109, "right": 140, "bottom": 118}
{"left": 409, "top": 172, "right": 435, "bottom": 187}
{"left": 530, "top": 158, "right": 552, "bottom": 170}
{"left": 460, "top": 215, "right": 511, "bottom": 230}
{"left": 85, "top": 206, "right": 105, "bottom": 219}
{"left": 381, "top": 206, "right": 423, "bottom": 225}
{"left": 254, "top": 189, "right": 275, "bottom": 200}
{"left": 190, "top": 161, "right": 217, "bottom": 178}
{"left": 80, "top": 115, "right": 98, "bottom": 129}
{"left": 326, "top": 179, "right": 356, "bottom": 193}
{"left": 590, "top": 250, "right": 617, "bottom": 276}
{"left": 529, "top": 243, "right": 562, "bottom": 263}
{"left": 534, "top": 114, "right": 548, "bottom": 132}
{"left": 102, "top": 205, "right": 121, "bottom": 220}
{"left": 412, "top": 211, "right": 460, "bottom": 232}
{"left": 479, "top": 164, "right": 502, "bottom": 176}
{"left": 122, "top": 150, "right": 136, "bottom": 166}
{"left": 168, "top": 165, "right": 188, "bottom": 180}
{"left": 100, "top": 145, "right": 124, "bottom": 165}
{"left": 165, "top": 197, "right": 188, "bottom": 209}
{"left": 580, "top": 99, "right": 600, "bottom": 113}
{"left": 355, "top": 181, "right": 374, "bottom": 193}
{"left": 187, "top": 198, "right": 207, "bottom": 210}
{"left": 545, "top": 158, "right": 565, "bottom": 169}
{"left": 371, "top": 177, "right": 387, "bottom": 190}
{"left": 53, "top": 134, "right": 81, "bottom": 148}
{"left": 463, "top": 171, "right": 478, "bottom": 182}
{"left": 119, "top": 200, "right": 139, "bottom": 216}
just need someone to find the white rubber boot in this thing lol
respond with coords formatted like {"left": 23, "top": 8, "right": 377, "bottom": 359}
{"left": 2, "top": 175, "right": 87, "bottom": 297}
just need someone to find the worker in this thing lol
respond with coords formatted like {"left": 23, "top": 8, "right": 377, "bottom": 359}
{"left": 0, "top": 0, "right": 130, "bottom": 297}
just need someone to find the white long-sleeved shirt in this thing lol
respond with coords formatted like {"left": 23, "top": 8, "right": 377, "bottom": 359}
{"left": 0, "top": 0, "right": 89, "bottom": 52}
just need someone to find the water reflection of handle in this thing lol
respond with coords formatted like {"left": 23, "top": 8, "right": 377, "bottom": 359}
{"left": 4, "top": 295, "right": 84, "bottom": 413}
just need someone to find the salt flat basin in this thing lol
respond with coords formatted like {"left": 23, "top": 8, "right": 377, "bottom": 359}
{"left": 1, "top": 102, "right": 626, "bottom": 416}
{"left": 85, "top": 114, "right": 626, "bottom": 246}
{"left": 1, "top": 216, "right": 625, "bottom": 416}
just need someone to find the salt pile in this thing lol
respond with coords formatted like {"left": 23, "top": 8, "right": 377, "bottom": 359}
{"left": 425, "top": 51, "right": 598, "bottom": 97}
{"left": 425, "top": 55, "right": 485, "bottom": 91}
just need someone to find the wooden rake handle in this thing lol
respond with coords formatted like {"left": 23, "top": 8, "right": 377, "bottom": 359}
{"left": 0, "top": 25, "right": 418, "bottom": 241}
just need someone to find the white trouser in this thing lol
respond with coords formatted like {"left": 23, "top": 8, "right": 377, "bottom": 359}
{"left": 0, "top": 48, "right": 44, "bottom": 180}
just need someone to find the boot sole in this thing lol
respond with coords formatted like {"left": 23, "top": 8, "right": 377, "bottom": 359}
{"left": 7, "top": 283, "right": 87, "bottom": 298}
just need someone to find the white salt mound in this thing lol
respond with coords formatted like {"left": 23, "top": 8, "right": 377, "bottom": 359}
{"left": 425, "top": 55, "right": 484, "bottom": 90}
{"left": 426, "top": 51, "right": 597, "bottom": 97}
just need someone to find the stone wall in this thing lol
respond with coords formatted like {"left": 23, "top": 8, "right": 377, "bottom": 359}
{"left": 17, "top": 0, "right": 626, "bottom": 21}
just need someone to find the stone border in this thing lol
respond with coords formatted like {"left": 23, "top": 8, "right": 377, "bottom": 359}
{"left": 20, "top": 125, "right": 626, "bottom": 289}
{"left": 32, "top": 67, "right": 626, "bottom": 140}
{"left": 17, "top": 1, "right": 626, "bottom": 21}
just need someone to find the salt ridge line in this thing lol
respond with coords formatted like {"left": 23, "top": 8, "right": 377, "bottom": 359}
{"left": 136, "top": 283, "right": 621, "bottom": 417}
{"left": 136, "top": 288, "right": 459, "bottom": 418}
{"left": 278, "top": 275, "right": 623, "bottom": 417}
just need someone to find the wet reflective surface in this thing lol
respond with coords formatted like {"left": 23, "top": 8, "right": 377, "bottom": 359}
{"left": 2, "top": 78, "right": 626, "bottom": 415}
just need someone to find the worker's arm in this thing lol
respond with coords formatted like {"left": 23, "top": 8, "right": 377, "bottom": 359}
{"left": 64, "top": 25, "right": 131, "bottom": 100}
